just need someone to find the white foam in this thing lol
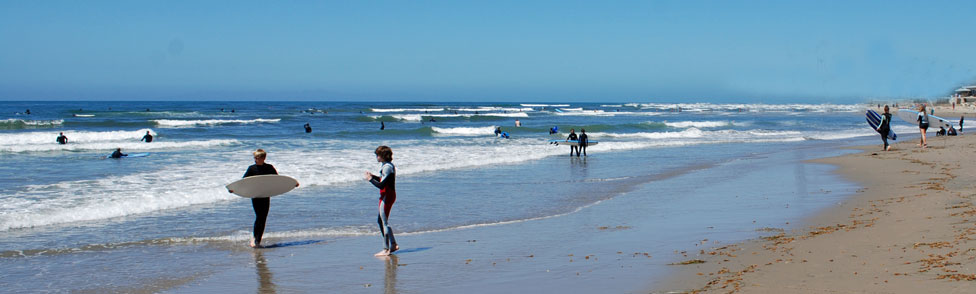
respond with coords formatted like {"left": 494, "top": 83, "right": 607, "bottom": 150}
{"left": 152, "top": 118, "right": 280, "bottom": 127}
{"left": 627, "top": 103, "right": 864, "bottom": 113}
{"left": 521, "top": 104, "right": 569, "bottom": 107}
{"left": 370, "top": 108, "right": 445, "bottom": 112}
{"left": 388, "top": 112, "right": 529, "bottom": 122}
{"left": 0, "top": 119, "right": 64, "bottom": 126}
{"left": 0, "top": 129, "right": 238, "bottom": 153}
{"left": 431, "top": 126, "right": 498, "bottom": 136}
{"left": 663, "top": 121, "right": 735, "bottom": 128}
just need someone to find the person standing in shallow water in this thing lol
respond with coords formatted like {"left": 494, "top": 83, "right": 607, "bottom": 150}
{"left": 304, "top": 123, "right": 312, "bottom": 133}
{"left": 364, "top": 146, "right": 398, "bottom": 256}
{"left": 578, "top": 128, "right": 589, "bottom": 157}
{"left": 141, "top": 131, "right": 153, "bottom": 143}
{"left": 566, "top": 129, "right": 579, "bottom": 156}
{"left": 241, "top": 149, "right": 277, "bottom": 248}
{"left": 56, "top": 132, "right": 68, "bottom": 144}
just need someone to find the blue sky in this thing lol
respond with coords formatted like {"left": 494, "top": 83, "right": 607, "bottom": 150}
{"left": 1, "top": 0, "right": 974, "bottom": 102}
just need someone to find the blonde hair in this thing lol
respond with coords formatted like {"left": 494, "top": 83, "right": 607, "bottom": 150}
{"left": 253, "top": 149, "right": 267, "bottom": 159}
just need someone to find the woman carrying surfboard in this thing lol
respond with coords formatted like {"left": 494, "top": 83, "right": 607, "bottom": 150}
{"left": 917, "top": 104, "right": 929, "bottom": 148}
{"left": 364, "top": 146, "right": 398, "bottom": 256}
{"left": 877, "top": 106, "right": 892, "bottom": 151}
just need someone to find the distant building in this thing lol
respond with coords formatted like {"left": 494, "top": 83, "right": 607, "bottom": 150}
{"left": 953, "top": 86, "right": 976, "bottom": 105}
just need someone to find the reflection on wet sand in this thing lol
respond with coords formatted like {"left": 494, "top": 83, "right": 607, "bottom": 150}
{"left": 254, "top": 251, "right": 276, "bottom": 294}
{"left": 384, "top": 254, "right": 399, "bottom": 294}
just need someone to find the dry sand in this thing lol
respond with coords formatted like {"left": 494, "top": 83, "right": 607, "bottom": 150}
{"left": 656, "top": 133, "right": 976, "bottom": 293}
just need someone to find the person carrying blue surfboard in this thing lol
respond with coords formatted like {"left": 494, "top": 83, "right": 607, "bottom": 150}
{"left": 566, "top": 129, "right": 579, "bottom": 156}
{"left": 876, "top": 106, "right": 892, "bottom": 151}
{"left": 242, "top": 149, "right": 277, "bottom": 248}
{"left": 364, "top": 146, "right": 398, "bottom": 256}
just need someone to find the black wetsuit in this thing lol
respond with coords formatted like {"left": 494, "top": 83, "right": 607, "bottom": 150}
{"left": 56, "top": 135, "right": 68, "bottom": 145}
{"left": 110, "top": 150, "right": 126, "bottom": 158}
{"left": 878, "top": 113, "right": 891, "bottom": 150}
{"left": 141, "top": 134, "right": 153, "bottom": 143}
{"left": 567, "top": 133, "right": 579, "bottom": 156}
{"left": 244, "top": 163, "right": 278, "bottom": 245}
{"left": 578, "top": 133, "right": 588, "bottom": 157}
{"left": 380, "top": 121, "right": 385, "bottom": 130}
{"left": 304, "top": 124, "right": 312, "bottom": 133}
{"left": 961, "top": 117, "right": 964, "bottom": 132}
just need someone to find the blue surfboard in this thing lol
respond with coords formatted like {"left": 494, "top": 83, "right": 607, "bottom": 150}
{"left": 866, "top": 110, "right": 896, "bottom": 140}
{"left": 107, "top": 152, "right": 150, "bottom": 159}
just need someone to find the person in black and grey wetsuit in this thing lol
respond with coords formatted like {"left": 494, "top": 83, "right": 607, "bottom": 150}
{"left": 875, "top": 106, "right": 892, "bottom": 151}
{"left": 578, "top": 128, "right": 589, "bottom": 157}
{"left": 365, "top": 146, "right": 398, "bottom": 256}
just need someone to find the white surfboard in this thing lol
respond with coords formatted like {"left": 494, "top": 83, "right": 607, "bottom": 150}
{"left": 896, "top": 109, "right": 952, "bottom": 130}
{"left": 226, "top": 175, "right": 299, "bottom": 198}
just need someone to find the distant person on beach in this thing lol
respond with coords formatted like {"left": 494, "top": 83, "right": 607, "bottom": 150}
{"left": 380, "top": 121, "right": 385, "bottom": 130}
{"left": 937, "top": 126, "right": 946, "bottom": 137}
{"left": 566, "top": 129, "right": 579, "bottom": 156}
{"left": 304, "top": 123, "right": 312, "bottom": 133}
{"left": 875, "top": 106, "right": 892, "bottom": 151}
{"left": 515, "top": 119, "right": 521, "bottom": 127}
{"left": 578, "top": 128, "right": 589, "bottom": 157}
{"left": 364, "top": 146, "right": 398, "bottom": 256}
{"left": 56, "top": 132, "right": 68, "bottom": 145}
{"left": 141, "top": 131, "right": 153, "bottom": 143}
{"left": 110, "top": 148, "right": 127, "bottom": 158}
{"left": 960, "top": 116, "right": 964, "bottom": 133}
{"left": 948, "top": 126, "right": 958, "bottom": 136}
{"left": 918, "top": 104, "right": 929, "bottom": 148}
{"left": 239, "top": 149, "right": 280, "bottom": 248}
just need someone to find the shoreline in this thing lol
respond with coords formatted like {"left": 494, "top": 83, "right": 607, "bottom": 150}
{"left": 654, "top": 133, "right": 976, "bottom": 292}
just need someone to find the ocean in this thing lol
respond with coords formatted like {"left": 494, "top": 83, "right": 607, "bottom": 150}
{"left": 0, "top": 101, "right": 920, "bottom": 292}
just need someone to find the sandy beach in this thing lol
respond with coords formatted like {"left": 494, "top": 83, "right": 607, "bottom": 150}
{"left": 656, "top": 132, "right": 976, "bottom": 293}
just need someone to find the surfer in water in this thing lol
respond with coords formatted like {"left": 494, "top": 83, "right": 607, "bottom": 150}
{"left": 495, "top": 126, "right": 502, "bottom": 136}
{"left": 364, "top": 146, "right": 398, "bottom": 256}
{"left": 549, "top": 126, "right": 558, "bottom": 135}
{"left": 304, "top": 123, "right": 312, "bottom": 133}
{"left": 875, "top": 106, "right": 892, "bottom": 151}
{"left": 242, "top": 149, "right": 278, "bottom": 248}
{"left": 917, "top": 104, "right": 929, "bottom": 148}
{"left": 141, "top": 131, "right": 153, "bottom": 143}
{"left": 56, "top": 132, "right": 68, "bottom": 145}
{"left": 110, "top": 148, "right": 127, "bottom": 158}
{"left": 578, "top": 128, "right": 589, "bottom": 157}
{"left": 381, "top": 121, "right": 385, "bottom": 130}
{"left": 515, "top": 119, "right": 521, "bottom": 127}
{"left": 566, "top": 129, "right": 579, "bottom": 156}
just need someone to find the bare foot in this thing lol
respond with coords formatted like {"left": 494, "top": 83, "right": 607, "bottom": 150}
{"left": 249, "top": 239, "right": 263, "bottom": 248}
{"left": 374, "top": 249, "right": 390, "bottom": 256}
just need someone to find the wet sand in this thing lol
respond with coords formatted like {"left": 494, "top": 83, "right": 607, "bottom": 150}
{"left": 656, "top": 133, "right": 976, "bottom": 293}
